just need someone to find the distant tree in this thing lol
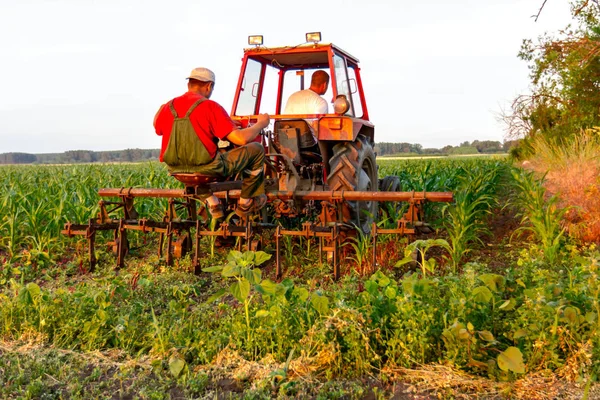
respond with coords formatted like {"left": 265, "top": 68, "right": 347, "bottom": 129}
{"left": 441, "top": 145, "right": 454, "bottom": 154}
{"left": 448, "top": 146, "right": 479, "bottom": 155}
{"left": 472, "top": 140, "right": 503, "bottom": 153}
{"left": 503, "top": 139, "right": 521, "bottom": 152}
{"left": 0, "top": 152, "right": 36, "bottom": 164}
{"left": 64, "top": 150, "right": 96, "bottom": 163}
{"left": 505, "top": 1, "right": 600, "bottom": 143}
{"left": 122, "top": 149, "right": 134, "bottom": 162}
{"left": 422, "top": 148, "right": 443, "bottom": 154}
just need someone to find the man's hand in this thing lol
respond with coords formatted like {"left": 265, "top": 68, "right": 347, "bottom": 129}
{"left": 226, "top": 113, "right": 270, "bottom": 146}
{"left": 256, "top": 113, "right": 270, "bottom": 129}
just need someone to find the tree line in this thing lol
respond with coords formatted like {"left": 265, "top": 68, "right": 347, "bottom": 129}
{"left": 0, "top": 140, "right": 515, "bottom": 165}
{"left": 374, "top": 140, "right": 515, "bottom": 156}
{"left": 0, "top": 149, "right": 160, "bottom": 165}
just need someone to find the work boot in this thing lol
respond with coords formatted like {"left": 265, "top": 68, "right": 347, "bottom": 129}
{"left": 235, "top": 194, "right": 268, "bottom": 217}
{"left": 205, "top": 195, "right": 224, "bottom": 220}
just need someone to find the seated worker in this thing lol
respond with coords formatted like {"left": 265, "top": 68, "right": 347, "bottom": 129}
{"left": 283, "top": 70, "right": 330, "bottom": 114}
{"left": 154, "top": 67, "right": 270, "bottom": 217}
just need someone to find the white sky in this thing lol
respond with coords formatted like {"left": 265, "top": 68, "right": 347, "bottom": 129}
{"left": 0, "top": 0, "right": 572, "bottom": 153}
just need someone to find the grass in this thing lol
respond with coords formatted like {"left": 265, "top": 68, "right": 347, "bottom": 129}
{"left": 525, "top": 129, "right": 600, "bottom": 243}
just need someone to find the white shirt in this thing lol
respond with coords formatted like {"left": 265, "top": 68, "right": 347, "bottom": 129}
{"left": 283, "top": 89, "right": 328, "bottom": 114}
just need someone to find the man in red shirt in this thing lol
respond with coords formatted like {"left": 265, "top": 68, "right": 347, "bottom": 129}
{"left": 154, "top": 67, "right": 270, "bottom": 216}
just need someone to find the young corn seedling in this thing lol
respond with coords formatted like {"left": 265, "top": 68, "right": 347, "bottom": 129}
{"left": 344, "top": 227, "right": 372, "bottom": 275}
{"left": 395, "top": 238, "right": 451, "bottom": 277}
{"left": 203, "top": 251, "right": 285, "bottom": 347}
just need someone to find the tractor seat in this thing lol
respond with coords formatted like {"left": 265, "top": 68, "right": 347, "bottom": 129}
{"left": 170, "top": 173, "right": 220, "bottom": 187}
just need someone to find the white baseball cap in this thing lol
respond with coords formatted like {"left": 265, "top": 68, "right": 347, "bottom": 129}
{"left": 187, "top": 67, "right": 215, "bottom": 83}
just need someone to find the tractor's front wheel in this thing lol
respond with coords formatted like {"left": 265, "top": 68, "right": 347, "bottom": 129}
{"left": 327, "top": 135, "right": 378, "bottom": 233}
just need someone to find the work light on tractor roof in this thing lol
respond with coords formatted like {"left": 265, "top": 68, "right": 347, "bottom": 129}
{"left": 62, "top": 35, "right": 453, "bottom": 279}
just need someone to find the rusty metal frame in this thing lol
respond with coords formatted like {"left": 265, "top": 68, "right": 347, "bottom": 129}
{"left": 63, "top": 185, "right": 453, "bottom": 277}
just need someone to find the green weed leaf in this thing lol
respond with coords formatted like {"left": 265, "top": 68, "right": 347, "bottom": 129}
{"left": 227, "top": 250, "right": 243, "bottom": 262}
{"left": 375, "top": 272, "right": 391, "bottom": 287}
{"left": 479, "top": 274, "right": 506, "bottom": 292}
{"left": 395, "top": 255, "right": 414, "bottom": 268}
{"left": 205, "top": 288, "right": 226, "bottom": 304}
{"left": 478, "top": 330, "right": 495, "bottom": 342}
{"left": 499, "top": 298, "right": 517, "bottom": 311}
{"left": 169, "top": 356, "right": 186, "bottom": 378}
{"left": 385, "top": 286, "right": 397, "bottom": 299}
{"left": 96, "top": 309, "right": 107, "bottom": 322}
{"left": 293, "top": 287, "right": 309, "bottom": 302}
{"left": 202, "top": 265, "right": 223, "bottom": 273}
{"left": 497, "top": 347, "right": 525, "bottom": 374}
{"left": 241, "top": 267, "right": 261, "bottom": 284}
{"left": 18, "top": 282, "right": 41, "bottom": 306}
{"left": 311, "top": 294, "right": 329, "bottom": 315}
{"left": 458, "top": 328, "right": 470, "bottom": 340}
{"left": 230, "top": 279, "right": 250, "bottom": 302}
{"left": 222, "top": 264, "right": 241, "bottom": 277}
{"left": 585, "top": 312, "right": 597, "bottom": 324}
{"left": 513, "top": 329, "right": 527, "bottom": 340}
{"left": 472, "top": 286, "right": 493, "bottom": 303}
{"left": 255, "top": 310, "right": 270, "bottom": 318}
{"left": 256, "top": 279, "right": 283, "bottom": 296}
{"left": 253, "top": 251, "right": 272, "bottom": 266}
{"left": 563, "top": 307, "right": 580, "bottom": 325}
{"left": 365, "top": 280, "right": 379, "bottom": 296}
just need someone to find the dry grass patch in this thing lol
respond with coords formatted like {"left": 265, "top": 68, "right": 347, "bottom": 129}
{"left": 526, "top": 131, "right": 600, "bottom": 243}
{"left": 382, "top": 364, "right": 597, "bottom": 399}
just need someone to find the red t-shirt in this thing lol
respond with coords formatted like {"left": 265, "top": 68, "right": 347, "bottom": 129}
{"left": 154, "top": 92, "right": 237, "bottom": 161}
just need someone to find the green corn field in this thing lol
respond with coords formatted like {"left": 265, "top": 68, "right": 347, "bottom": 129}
{"left": 0, "top": 158, "right": 598, "bottom": 399}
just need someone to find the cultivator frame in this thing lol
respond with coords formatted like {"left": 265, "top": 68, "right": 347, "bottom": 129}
{"left": 62, "top": 182, "right": 452, "bottom": 279}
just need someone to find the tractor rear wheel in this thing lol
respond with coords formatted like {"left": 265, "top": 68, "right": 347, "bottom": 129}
{"left": 327, "top": 135, "right": 378, "bottom": 233}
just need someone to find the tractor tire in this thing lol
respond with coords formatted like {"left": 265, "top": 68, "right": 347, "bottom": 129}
{"left": 379, "top": 175, "right": 402, "bottom": 218}
{"left": 327, "top": 135, "right": 378, "bottom": 233}
{"left": 379, "top": 175, "right": 401, "bottom": 192}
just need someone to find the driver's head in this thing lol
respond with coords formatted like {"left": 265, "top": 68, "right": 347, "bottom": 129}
{"left": 187, "top": 67, "right": 216, "bottom": 98}
{"left": 310, "top": 70, "right": 330, "bottom": 95}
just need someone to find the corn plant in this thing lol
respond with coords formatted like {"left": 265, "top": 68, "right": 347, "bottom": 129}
{"left": 510, "top": 168, "right": 567, "bottom": 264}
{"left": 344, "top": 228, "right": 372, "bottom": 274}
{"left": 395, "top": 238, "right": 451, "bottom": 277}
{"left": 442, "top": 163, "right": 504, "bottom": 270}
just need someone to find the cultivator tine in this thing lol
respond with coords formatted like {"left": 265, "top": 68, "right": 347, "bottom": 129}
{"left": 88, "top": 228, "right": 97, "bottom": 272}
{"left": 116, "top": 219, "right": 128, "bottom": 269}
{"left": 275, "top": 225, "right": 282, "bottom": 279}
{"left": 166, "top": 221, "right": 173, "bottom": 266}
{"left": 372, "top": 222, "right": 377, "bottom": 271}
{"left": 158, "top": 228, "right": 165, "bottom": 259}
{"left": 194, "top": 220, "right": 202, "bottom": 275}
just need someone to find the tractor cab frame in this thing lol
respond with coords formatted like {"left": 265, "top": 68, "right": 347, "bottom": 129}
{"left": 230, "top": 42, "right": 374, "bottom": 147}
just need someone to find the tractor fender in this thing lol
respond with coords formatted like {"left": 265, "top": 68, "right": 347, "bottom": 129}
{"left": 317, "top": 117, "right": 374, "bottom": 144}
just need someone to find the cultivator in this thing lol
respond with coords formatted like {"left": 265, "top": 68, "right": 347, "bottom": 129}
{"left": 62, "top": 179, "right": 452, "bottom": 279}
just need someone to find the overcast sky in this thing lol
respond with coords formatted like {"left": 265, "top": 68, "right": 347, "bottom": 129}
{"left": 0, "top": 0, "right": 572, "bottom": 153}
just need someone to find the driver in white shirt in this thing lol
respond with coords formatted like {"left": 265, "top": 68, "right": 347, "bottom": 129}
{"left": 283, "top": 70, "right": 330, "bottom": 114}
